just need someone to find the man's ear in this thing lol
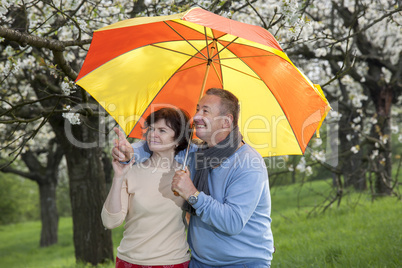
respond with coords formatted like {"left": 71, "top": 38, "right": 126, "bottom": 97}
{"left": 223, "top": 114, "right": 234, "bottom": 128}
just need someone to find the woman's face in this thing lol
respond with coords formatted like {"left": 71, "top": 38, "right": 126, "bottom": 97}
{"left": 146, "top": 119, "right": 177, "bottom": 154}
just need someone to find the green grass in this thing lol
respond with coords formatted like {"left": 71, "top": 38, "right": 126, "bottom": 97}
{"left": 0, "top": 218, "right": 121, "bottom": 268}
{"left": 0, "top": 180, "right": 401, "bottom": 267}
{"left": 270, "top": 181, "right": 402, "bottom": 267}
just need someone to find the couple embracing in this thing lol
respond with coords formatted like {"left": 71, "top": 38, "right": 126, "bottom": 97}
{"left": 102, "top": 88, "right": 274, "bottom": 268}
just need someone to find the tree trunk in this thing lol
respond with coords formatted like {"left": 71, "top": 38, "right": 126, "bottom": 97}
{"left": 371, "top": 85, "right": 393, "bottom": 195}
{"left": 338, "top": 109, "right": 366, "bottom": 191}
{"left": 38, "top": 181, "right": 59, "bottom": 247}
{"left": 66, "top": 144, "right": 114, "bottom": 264}
{"left": 54, "top": 120, "right": 114, "bottom": 265}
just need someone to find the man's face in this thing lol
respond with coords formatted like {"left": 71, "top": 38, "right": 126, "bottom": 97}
{"left": 193, "top": 94, "right": 228, "bottom": 146}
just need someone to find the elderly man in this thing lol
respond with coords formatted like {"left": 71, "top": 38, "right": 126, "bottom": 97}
{"left": 113, "top": 88, "right": 274, "bottom": 267}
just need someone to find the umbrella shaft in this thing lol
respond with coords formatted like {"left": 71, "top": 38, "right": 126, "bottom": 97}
{"left": 182, "top": 62, "right": 211, "bottom": 170}
{"left": 198, "top": 62, "right": 211, "bottom": 101}
{"left": 181, "top": 125, "right": 195, "bottom": 171}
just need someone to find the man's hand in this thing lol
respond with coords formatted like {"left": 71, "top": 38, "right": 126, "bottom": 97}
{"left": 112, "top": 127, "right": 134, "bottom": 162}
{"left": 172, "top": 168, "right": 198, "bottom": 200}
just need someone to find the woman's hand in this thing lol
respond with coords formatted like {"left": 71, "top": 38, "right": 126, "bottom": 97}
{"left": 112, "top": 157, "right": 135, "bottom": 178}
{"left": 112, "top": 127, "right": 134, "bottom": 162}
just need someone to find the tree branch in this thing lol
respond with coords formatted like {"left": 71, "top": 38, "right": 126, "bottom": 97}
{"left": 0, "top": 26, "right": 91, "bottom": 50}
{"left": 0, "top": 26, "right": 64, "bottom": 51}
{"left": 53, "top": 51, "right": 78, "bottom": 80}
{"left": 0, "top": 165, "right": 39, "bottom": 182}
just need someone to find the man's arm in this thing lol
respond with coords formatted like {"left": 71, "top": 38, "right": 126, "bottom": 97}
{"left": 192, "top": 169, "right": 267, "bottom": 235}
{"left": 175, "top": 164, "right": 268, "bottom": 236}
{"left": 112, "top": 127, "right": 198, "bottom": 164}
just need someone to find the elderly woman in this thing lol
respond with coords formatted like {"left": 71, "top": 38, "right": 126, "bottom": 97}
{"left": 102, "top": 107, "right": 191, "bottom": 268}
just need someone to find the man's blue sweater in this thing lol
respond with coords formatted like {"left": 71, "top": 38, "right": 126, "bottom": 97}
{"left": 133, "top": 141, "right": 274, "bottom": 266}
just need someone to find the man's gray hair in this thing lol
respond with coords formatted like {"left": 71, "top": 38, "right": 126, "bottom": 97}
{"left": 206, "top": 88, "right": 240, "bottom": 127}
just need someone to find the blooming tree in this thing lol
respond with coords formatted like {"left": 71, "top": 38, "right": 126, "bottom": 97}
{"left": 282, "top": 0, "right": 402, "bottom": 197}
{"left": 228, "top": 0, "right": 401, "bottom": 198}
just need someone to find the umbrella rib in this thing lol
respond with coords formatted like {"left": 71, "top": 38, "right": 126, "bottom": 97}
{"left": 164, "top": 21, "right": 208, "bottom": 60}
{"left": 215, "top": 54, "right": 277, "bottom": 60}
{"left": 204, "top": 27, "right": 211, "bottom": 60}
{"left": 175, "top": 61, "right": 207, "bottom": 72}
{"left": 150, "top": 44, "right": 206, "bottom": 61}
{"left": 211, "top": 61, "right": 223, "bottom": 87}
{"left": 217, "top": 62, "right": 262, "bottom": 80}
{"left": 209, "top": 30, "right": 224, "bottom": 88}
{"left": 212, "top": 36, "right": 239, "bottom": 58}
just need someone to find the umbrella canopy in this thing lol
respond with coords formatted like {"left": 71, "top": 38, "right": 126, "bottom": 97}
{"left": 76, "top": 7, "right": 330, "bottom": 157}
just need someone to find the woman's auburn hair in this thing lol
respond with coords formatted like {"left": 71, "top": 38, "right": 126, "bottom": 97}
{"left": 144, "top": 107, "right": 191, "bottom": 155}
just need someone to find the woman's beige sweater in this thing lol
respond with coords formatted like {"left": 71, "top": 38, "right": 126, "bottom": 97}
{"left": 101, "top": 164, "right": 190, "bottom": 265}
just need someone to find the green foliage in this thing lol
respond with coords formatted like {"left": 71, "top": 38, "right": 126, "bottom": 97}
{"left": 0, "top": 167, "right": 72, "bottom": 224}
{"left": 0, "top": 173, "right": 39, "bottom": 225}
{"left": 56, "top": 173, "right": 72, "bottom": 218}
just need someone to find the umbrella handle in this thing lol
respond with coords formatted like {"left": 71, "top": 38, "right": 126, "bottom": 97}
{"left": 173, "top": 128, "right": 194, "bottom": 197}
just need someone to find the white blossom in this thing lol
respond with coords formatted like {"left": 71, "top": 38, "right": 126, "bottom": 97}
{"left": 296, "top": 157, "right": 306, "bottom": 172}
{"left": 315, "top": 48, "right": 328, "bottom": 57}
{"left": 370, "top": 117, "right": 378, "bottom": 125}
{"left": 350, "top": 145, "right": 360, "bottom": 154}
{"left": 390, "top": 124, "right": 399, "bottom": 134}
{"left": 288, "top": 164, "right": 294, "bottom": 172}
{"left": 311, "top": 150, "right": 326, "bottom": 162}
{"left": 62, "top": 112, "right": 81, "bottom": 125}
{"left": 370, "top": 150, "right": 379, "bottom": 160}
{"left": 351, "top": 123, "right": 361, "bottom": 132}
{"left": 313, "top": 138, "right": 322, "bottom": 147}
{"left": 328, "top": 110, "right": 342, "bottom": 121}
{"left": 305, "top": 166, "right": 313, "bottom": 176}
{"left": 398, "top": 96, "right": 402, "bottom": 106}
{"left": 350, "top": 92, "right": 368, "bottom": 108}
{"left": 350, "top": 146, "right": 359, "bottom": 154}
{"left": 62, "top": 105, "right": 81, "bottom": 125}
{"left": 61, "top": 81, "right": 72, "bottom": 95}
{"left": 353, "top": 117, "right": 361, "bottom": 123}
{"left": 0, "top": 0, "right": 11, "bottom": 18}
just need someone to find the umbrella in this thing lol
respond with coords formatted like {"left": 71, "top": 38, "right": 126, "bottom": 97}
{"left": 75, "top": 7, "right": 331, "bottom": 157}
